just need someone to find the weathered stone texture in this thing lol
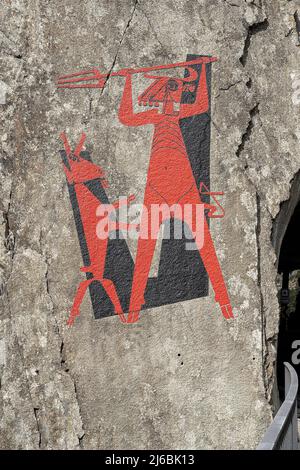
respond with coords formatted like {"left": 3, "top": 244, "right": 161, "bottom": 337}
{"left": 0, "top": 0, "right": 299, "bottom": 449}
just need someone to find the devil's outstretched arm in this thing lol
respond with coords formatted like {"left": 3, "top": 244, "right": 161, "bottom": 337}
{"left": 180, "top": 64, "right": 209, "bottom": 119}
{"left": 118, "top": 74, "right": 158, "bottom": 127}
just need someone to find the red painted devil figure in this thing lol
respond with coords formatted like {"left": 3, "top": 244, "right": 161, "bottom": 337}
{"left": 58, "top": 56, "right": 234, "bottom": 324}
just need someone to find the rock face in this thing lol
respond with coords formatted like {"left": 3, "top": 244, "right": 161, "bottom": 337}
{"left": 0, "top": 0, "right": 299, "bottom": 450}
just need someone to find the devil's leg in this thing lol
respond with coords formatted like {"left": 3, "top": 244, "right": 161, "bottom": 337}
{"left": 128, "top": 187, "right": 162, "bottom": 323}
{"left": 180, "top": 189, "right": 233, "bottom": 319}
{"left": 128, "top": 236, "right": 159, "bottom": 323}
{"left": 68, "top": 279, "right": 94, "bottom": 326}
{"left": 197, "top": 219, "right": 233, "bottom": 318}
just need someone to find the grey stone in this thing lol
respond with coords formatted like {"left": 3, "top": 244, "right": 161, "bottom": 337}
{"left": 0, "top": 0, "right": 299, "bottom": 450}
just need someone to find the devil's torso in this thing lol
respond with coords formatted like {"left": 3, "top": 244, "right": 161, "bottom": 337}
{"left": 146, "top": 115, "right": 197, "bottom": 204}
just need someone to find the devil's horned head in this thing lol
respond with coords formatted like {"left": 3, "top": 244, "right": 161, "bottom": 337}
{"left": 138, "top": 66, "right": 198, "bottom": 115}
